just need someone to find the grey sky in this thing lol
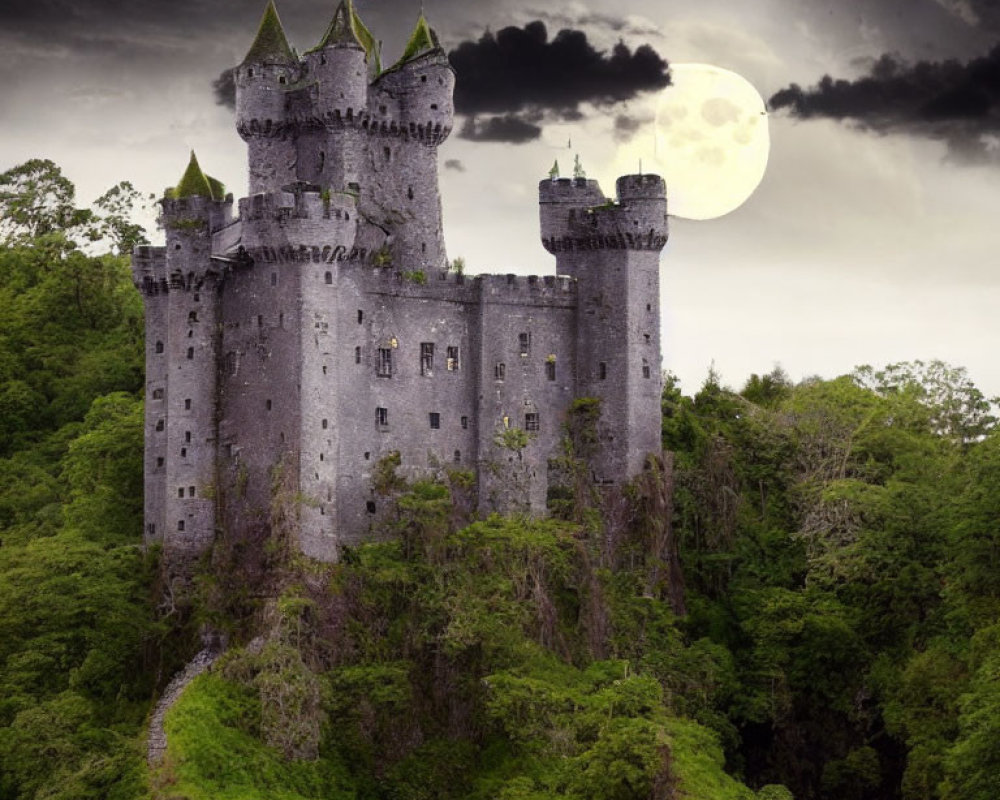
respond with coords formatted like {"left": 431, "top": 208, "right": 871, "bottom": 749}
{"left": 2, "top": 0, "right": 999, "bottom": 396}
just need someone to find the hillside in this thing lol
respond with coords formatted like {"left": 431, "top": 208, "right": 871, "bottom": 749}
{"left": 1, "top": 161, "right": 1000, "bottom": 799}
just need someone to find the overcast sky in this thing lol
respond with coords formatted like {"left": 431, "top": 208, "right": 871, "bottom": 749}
{"left": 2, "top": 0, "right": 999, "bottom": 396}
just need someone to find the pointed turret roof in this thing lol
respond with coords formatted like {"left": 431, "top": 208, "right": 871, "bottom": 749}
{"left": 398, "top": 12, "right": 440, "bottom": 63}
{"left": 242, "top": 0, "right": 296, "bottom": 66}
{"left": 312, "top": 0, "right": 381, "bottom": 73}
{"left": 169, "top": 152, "right": 224, "bottom": 200}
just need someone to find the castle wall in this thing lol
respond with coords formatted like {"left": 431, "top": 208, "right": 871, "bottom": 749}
{"left": 332, "top": 267, "right": 480, "bottom": 542}
{"left": 134, "top": 246, "right": 168, "bottom": 547}
{"left": 474, "top": 275, "right": 577, "bottom": 514}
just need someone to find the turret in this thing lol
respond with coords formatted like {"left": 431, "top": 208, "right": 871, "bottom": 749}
{"left": 297, "top": 0, "right": 374, "bottom": 188}
{"left": 157, "top": 153, "right": 230, "bottom": 567}
{"left": 235, "top": 1, "right": 299, "bottom": 193}
{"left": 539, "top": 168, "right": 668, "bottom": 482}
{"left": 378, "top": 14, "right": 455, "bottom": 144}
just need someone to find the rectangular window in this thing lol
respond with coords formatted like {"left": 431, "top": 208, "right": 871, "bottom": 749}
{"left": 355, "top": 346, "right": 361, "bottom": 364}
{"left": 185, "top": 431, "right": 191, "bottom": 443}
{"left": 446, "top": 346, "right": 459, "bottom": 371}
{"left": 188, "top": 486, "right": 196, "bottom": 497}
{"left": 152, "top": 388, "right": 164, "bottom": 400}
{"left": 357, "top": 309, "right": 364, "bottom": 324}
{"left": 546, "top": 360, "right": 556, "bottom": 381}
{"left": 429, "top": 412, "right": 440, "bottom": 429}
{"left": 178, "top": 520, "right": 185, "bottom": 532}
{"left": 519, "top": 332, "right": 531, "bottom": 356}
{"left": 376, "top": 407, "right": 388, "bottom": 427}
{"left": 525, "top": 413, "right": 540, "bottom": 432}
{"left": 495, "top": 362, "right": 505, "bottom": 381}
{"left": 642, "top": 359, "right": 651, "bottom": 379}
{"left": 598, "top": 361, "right": 607, "bottom": 380}
{"left": 156, "top": 457, "right": 164, "bottom": 467}
{"left": 420, "top": 342, "right": 434, "bottom": 375}
{"left": 377, "top": 348, "right": 392, "bottom": 377}
{"left": 178, "top": 488, "right": 184, "bottom": 498}
{"left": 185, "top": 398, "right": 191, "bottom": 410}
{"left": 461, "top": 415, "right": 468, "bottom": 430}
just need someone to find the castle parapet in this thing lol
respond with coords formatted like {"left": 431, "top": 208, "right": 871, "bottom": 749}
{"left": 539, "top": 174, "right": 667, "bottom": 255}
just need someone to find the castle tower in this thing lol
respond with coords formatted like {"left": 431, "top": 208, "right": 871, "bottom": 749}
{"left": 235, "top": 1, "right": 299, "bottom": 194}
{"left": 296, "top": 0, "right": 374, "bottom": 191}
{"left": 364, "top": 13, "right": 454, "bottom": 270}
{"left": 540, "top": 171, "right": 668, "bottom": 480}
{"left": 135, "top": 153, "right": 233, "bottom": 566}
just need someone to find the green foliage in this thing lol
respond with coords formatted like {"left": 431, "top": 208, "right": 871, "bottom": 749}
{"left": 402, "top": 269, "right": 427, "bottom": 284}
{"left": 0, "top": 160, "right": 156, "bottom": 800}
{"left": 156, "top": 674, "right": 353, "bottom": 799}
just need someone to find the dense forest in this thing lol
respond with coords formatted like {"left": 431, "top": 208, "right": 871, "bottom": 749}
{"left": 1, "top": 159, "right": 999, "bottom": 799}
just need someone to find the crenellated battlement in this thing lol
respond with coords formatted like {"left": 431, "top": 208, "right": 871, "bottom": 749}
{"left": 539, "top": 174, "right": 667, "bottom": 255}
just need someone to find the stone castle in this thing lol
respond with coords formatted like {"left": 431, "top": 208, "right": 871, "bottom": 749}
{"left": 132, "top": 0, "right": 669, "bottom": 564}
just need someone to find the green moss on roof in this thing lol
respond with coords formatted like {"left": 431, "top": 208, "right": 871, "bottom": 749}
{"left": 167, "top": 152, "right": 224, "bottom": 200}
{"left": 242, "top": 0, "right": 296, "bottom": 66}
{"left": 311, "top": 0, "right": 381, "bottom": 74}
{"left": 398, "top": 13, "right": 439, "bottom": 63}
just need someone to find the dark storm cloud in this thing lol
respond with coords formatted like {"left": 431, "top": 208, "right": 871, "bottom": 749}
{"left": 448, "top": 21, "right": 669, "bottom": 142}
{"left": 213, "top": 68, "right": 237, "bottom": 110}
{"left": 770, "top": 44, "right": 1000, "bottom": 161}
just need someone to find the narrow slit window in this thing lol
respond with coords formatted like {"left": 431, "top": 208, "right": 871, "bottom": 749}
{"left": 495, "top": 362, "right": 505, "bottom": 381}
{"left": 185, "top": 431, "right": 191, "bottom": 443}
{"left": 156, "top": 420, "right": 164, "bottom": 432}
{"left": 185, "top": 398, "right": 191, "bottom": 410}
{"left": 322, "top": 419, "right": 328, "bottom": 429}
{"left": 377, "top": 348, "right": 392, "bottom": 377}
{"left": 266, "top": 399, "right": 272, "bottom": 410}
{"left": 357, "top": 309, "right": 364, "bottom": 324}
{"left": 598, "top": 361, "right": 607, "bottom": 380}
{"left": 461, "top": 415, "right": 468, "bottom": 430}
{"left": 546, "top": 360, "right": 556, "bottom": 381}
{"left": 420, "top": 342, "right": 434, "bottom": 375}
{"left": 186, "top": 347, "right": 194, "bottom": 360}
{"left": 180, "top": 448, "right": 186, "bottom": 458}
{"left": 155, "top": 341, "right": 164, "bottom": 354}
{"left": 518, "top": 332, "right": 531, "bottom": 356}
{"left": 271, "top": 272, "right": 277, "bottom": 286}
{"left": 376, "top": 407, "right": 388, "bottom": 427}
{"left": 178, "top": 520, "right": 185, "bottom": 531}
{"left": 642, "top": 359, "right": 651, "bottom": 379}
{"left": 355, "top": 346, "right": 361, "bottom": 364}
{"left": 525, "top": 413, "right": 540, "bottom": 432}
{"left": 429, "top": 412, "right": 440, "bottom": 429}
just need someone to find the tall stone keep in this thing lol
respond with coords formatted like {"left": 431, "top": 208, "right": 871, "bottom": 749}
{"left": 132, "top": 0, "right": 669, "bottom": 569}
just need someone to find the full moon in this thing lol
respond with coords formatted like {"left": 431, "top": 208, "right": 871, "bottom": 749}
{"left": 602, "top": 63, "right": 770, "bottom": 220}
